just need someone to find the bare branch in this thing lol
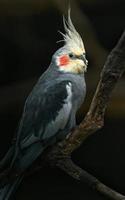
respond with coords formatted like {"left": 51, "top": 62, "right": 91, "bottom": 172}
{"left": 56, "top": 30, "right": 125, "bottom": 156}
{"left": 56, "top": 158, "right": 125, "bottom": 200}
{"left": 45, "top": 30, "right": 125, "bottom": 199}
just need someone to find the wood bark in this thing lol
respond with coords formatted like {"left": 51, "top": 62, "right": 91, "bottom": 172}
{"left": 46, "top": 30, "right": 125, "bottom": 199}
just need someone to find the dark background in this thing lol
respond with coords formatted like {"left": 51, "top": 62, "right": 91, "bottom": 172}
{"left": 0, "top": 0, "right": 125, "bottom": 199}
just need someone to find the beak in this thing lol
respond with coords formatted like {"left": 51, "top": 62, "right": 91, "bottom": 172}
{"left": 78, "top": 55, "right": 88, "bottom": 66}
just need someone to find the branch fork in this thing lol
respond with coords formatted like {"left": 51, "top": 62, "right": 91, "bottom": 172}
{"left": 46, "top": 30, "right": 125, "bottom": 200}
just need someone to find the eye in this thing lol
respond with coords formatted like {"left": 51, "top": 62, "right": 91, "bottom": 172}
{"left": 68, "top": 53, "right": 75, "bottom": 58}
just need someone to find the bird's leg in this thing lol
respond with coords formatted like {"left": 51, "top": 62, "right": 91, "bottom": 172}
{"left": 65, "top": 125, "right": 79, "bottom": 140}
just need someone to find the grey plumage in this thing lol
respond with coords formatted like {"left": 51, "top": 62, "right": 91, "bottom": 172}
{"left": 0, "top": 10, "right": 87, "bottom": 200}
{"left": 0, "top": 66, "right": 86, "bottom": 200}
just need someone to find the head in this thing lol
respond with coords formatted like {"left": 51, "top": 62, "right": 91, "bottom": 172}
{"left": 52, "top": 9, "right": 88, "bottom": 74}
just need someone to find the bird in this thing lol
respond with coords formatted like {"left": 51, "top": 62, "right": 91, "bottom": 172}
{"left": 0, "top": 9, "right": 88, "bottom": 200}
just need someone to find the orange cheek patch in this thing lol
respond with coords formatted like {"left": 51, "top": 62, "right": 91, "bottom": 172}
{"left": 59, "top": 55, "right": 69, "bottom": 66}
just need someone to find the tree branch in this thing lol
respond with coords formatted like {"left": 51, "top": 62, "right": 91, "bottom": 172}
{"left": 52, "top": 158, "right": 125, "bottom": 200}
{"left": 45, "top": 30, "right": 125, "bottom": 199}
{"left": 54, "top": 30, "right": 125, "bottom": 156}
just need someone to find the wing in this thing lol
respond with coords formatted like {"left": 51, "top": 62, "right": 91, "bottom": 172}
{"left": 18, "top": 80, "right": 73, "bottom": 149}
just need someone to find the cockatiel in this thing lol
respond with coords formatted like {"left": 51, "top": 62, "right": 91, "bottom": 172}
{"left": 0, "top": 9, "right": 88, "bottom": 200}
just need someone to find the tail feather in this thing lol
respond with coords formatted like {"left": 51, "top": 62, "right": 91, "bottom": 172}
{"left": 0, "top": 146, "right": 14, "bottom": 171}
{"left": 0, "top": 142, "right": 45, "bottom": 200}
{"left": 0, "top": 176, "right": 22, "bottom": 200}
{"left": 11, "top": 142, "right": 44, "bottom": 171}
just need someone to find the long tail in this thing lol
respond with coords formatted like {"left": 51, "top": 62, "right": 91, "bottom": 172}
{"left": 0, "top": 142, "right": 45, "bottom": 200}
{"left": 0, "top": 146, "right": 14, "bottom": 171}
{"left": 0, "top": 176, "right": 23, "bottom": 200}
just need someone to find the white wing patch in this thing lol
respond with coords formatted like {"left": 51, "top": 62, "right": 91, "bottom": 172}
{"left": 42, "top": 82, "right": 72, "bottom": 140}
